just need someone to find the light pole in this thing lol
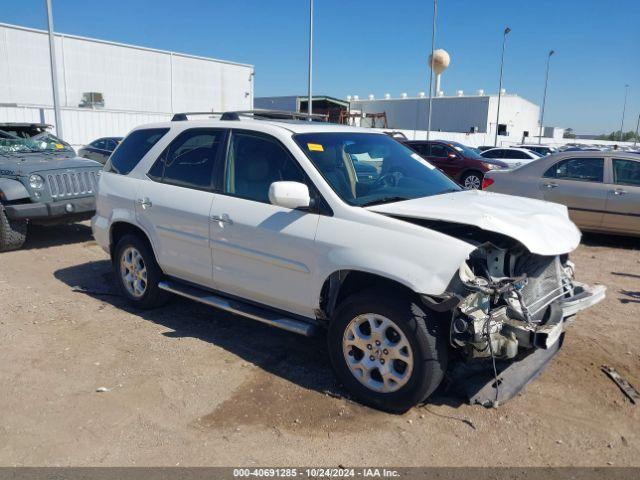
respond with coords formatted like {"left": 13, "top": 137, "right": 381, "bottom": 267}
{"left": 494, "top": 26, "right": 510, "bottom": 147}
{"left": 307, "top": 0, "right": 313, "bottom": 120}
{"left": 45, "top": 0, "right": 63, "bottom": 138}
{"left": 538, "top": 50, "right": 554, "bottom": 144}
{"left": 426, "top": 0, "right": 437, "bottom": 141}
{"left": 619, "top": 84, "right": 630, "bottom": 141}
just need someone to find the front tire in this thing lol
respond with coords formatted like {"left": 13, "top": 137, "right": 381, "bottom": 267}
{"left": 113, "top": 234, "right": 168, "bottom": 309}
{"left": 0, "top": 206, "right": 27, "bottom": 252}
{"left": 328, "top": 290, "right": 447, "bottom": 413}
{"left": 461, "top": 170, "right": 483, "bottom": 190}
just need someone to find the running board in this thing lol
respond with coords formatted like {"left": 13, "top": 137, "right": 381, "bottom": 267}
{"left": 158, "top": 280, "right": 317, "bottom": 337}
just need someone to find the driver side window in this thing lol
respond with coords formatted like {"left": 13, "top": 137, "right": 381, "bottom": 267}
{"left": 224, "top": 131, "right": 306, "bottom": 204}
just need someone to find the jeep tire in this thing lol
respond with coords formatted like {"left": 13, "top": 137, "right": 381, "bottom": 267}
{"left": 113, "top": 234, "right": 169, "bottom": 309}
{"left": 0, "top": 205, "right": 27, "bottom": 252}
{"left": 328, "top": 290, "right": 447, "bottom": 413}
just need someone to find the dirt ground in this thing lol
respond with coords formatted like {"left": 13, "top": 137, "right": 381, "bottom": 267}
{"left": 0, "top": 222, "right": 638, "bottom": 467}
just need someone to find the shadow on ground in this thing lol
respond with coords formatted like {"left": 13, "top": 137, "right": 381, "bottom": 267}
{"left": 23, "top": 223, "right": 94, "bottom": 250}
{"left": 53, "top": 259, "right": 476, "bottom": 415}
{"left": 53, "top": 259, "right": 347, "bottom": 401}
{"left": 581, "top": 232, "right": 640, "bottom": 250}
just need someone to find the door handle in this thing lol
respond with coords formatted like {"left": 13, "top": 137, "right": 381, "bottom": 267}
{"left": 211, "top": 213, "right": 233, "bottom": 225}
{"left": 136, "top": 197, "right": 152, "bottom": 210}
{"left": 543, "top": 182, "right": 558, "bottom": 189}
{"left": 612, "top": 189, "right": 627, "bottom": 196}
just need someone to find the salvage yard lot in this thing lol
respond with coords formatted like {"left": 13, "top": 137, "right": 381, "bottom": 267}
{"left": 0, "top": 223, "right": 639, "bottom": 466}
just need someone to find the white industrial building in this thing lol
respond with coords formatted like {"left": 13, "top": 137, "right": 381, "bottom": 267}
{"left": 350, "top": 92, "right": 541, "bottom": 142}
{"left": 0, "top": 22, "right": 254, "bottom": 146}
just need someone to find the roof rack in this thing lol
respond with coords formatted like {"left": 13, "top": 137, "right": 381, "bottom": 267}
{"left": 170, "top": 109, "right": 328, "bottom": 122}
{"left": 171, "top": 112, "right": 224, "bottom": 121}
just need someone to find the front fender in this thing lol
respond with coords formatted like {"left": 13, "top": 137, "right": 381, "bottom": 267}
{"left": 313, "top": 215, "right": 476, "bottom": 306}
{"left": 0, "top": 178, "right": 30, "bottom": 202}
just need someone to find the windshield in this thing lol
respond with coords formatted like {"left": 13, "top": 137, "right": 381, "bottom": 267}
{"left": 294, "top": 132, "right": 460, "bottom": 206}
{"left": 0, "top": 134, "right": 73, "bottom": 154}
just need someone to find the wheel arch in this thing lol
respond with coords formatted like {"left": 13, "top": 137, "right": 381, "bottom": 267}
{"left": 109, "top": 221, "right": 159, "bottom": 265}
{"left": 318, "top": 270, "right": 421, "bottom": 321}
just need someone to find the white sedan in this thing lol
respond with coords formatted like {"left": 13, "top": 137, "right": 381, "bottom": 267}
{"left": 481, "top": 147, "right": 543, "bottom": 167}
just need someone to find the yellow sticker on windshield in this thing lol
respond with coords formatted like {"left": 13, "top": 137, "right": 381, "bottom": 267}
{"left": 55, "top": 143, "right": 64, "bottom": 149}
{"left": 307, "top": 143, "right": 324, "bottom": 152}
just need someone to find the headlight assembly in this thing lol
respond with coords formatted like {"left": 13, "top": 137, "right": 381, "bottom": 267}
{"left": 29, "top": 174, "right": 45, "bottom": 189}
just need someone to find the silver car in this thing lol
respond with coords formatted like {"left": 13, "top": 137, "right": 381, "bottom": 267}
{"left": 483, "top": 151, "right": 640, "bottom": 236}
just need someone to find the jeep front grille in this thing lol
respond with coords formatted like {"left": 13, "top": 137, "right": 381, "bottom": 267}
{"left": 47, "top": 171, "right": 99, "bottom": 199}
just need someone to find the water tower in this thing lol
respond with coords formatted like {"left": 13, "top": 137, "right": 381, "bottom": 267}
{"left": 428, "top": 49, "right": 450, "bottom": 96}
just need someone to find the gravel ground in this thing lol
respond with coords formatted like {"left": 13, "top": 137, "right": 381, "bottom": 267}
{"left": 0, "top": 222, "right": 638, "bottom": 467}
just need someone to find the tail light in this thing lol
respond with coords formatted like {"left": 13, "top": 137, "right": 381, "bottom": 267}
{"left": 481, "top": 177, "right": 494, "bottom": 189}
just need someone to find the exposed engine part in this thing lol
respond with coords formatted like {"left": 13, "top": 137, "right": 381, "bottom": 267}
{"left": 449, "top": 242, "right": 575, "bottom": 363}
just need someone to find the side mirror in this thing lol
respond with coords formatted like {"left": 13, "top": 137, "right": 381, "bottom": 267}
{"left": 268, "top": 181, "right": 311, "bottom": 209}
{"left": 448, "top": 153, "right": 458, "bottom": 159}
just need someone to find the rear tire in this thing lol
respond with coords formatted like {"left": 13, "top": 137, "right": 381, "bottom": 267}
{"left": 461, "top": 170, "right": 483, "bottom": 190}
{"left": 0, "top": 206, "right": 27, "bottom": 252}
{"left": 328, "top": 290, "right": 447, "bottom": 413}
{"left": 113, "top": 234, "right": 169, "bottom": 309}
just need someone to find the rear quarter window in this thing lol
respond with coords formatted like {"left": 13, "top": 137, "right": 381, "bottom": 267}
{"left": 104, "top": 128, "right": 169, "bottom": 175}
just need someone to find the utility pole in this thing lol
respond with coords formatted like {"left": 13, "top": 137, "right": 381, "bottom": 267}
{"left": 538, "top": 50, "right": 554, "bottom": 144}
{"left": 634, "top": 112, "right": 639, "bottom": 148}
{"left": 426, "top": 0, "right": 437, "bottom": 141}
{"left": 494, "top": 27, "right": 511, "bottom": 147}
{"left": 45, "top": 0, "right": 63, "bottom": 137}
{"left": 619, "top": 84, "right": 630, "bottom": 141}
{"left": 307, "top": 0, "right": 313, "bottom": 120}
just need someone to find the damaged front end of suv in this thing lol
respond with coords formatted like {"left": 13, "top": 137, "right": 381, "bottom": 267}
{"left": 448, "top": 242, "right": 603, "bottom": 360}
{"left": 370, "top": 190, "right": 606, "bottom": 406}
{"left": 423, "top": 233, "right": 605, "bottom": 405}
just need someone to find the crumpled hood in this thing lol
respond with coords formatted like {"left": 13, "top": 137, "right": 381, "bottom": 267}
{"left": 366, "top": 190, "right": 581, "bottom": 256}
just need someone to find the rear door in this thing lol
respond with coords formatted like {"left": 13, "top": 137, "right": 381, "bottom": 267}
{"left": 135, "top": 128, "right": 226, "bottom": 288}
{"left": 603, "top": 158, "right": 640, "bottom": 234}
{"left": 539, "top": 156, "right": 607, "bottom": 229}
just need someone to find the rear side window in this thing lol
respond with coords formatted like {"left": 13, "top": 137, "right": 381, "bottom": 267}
{"left": 544, "top": 157, "right": 604, "bottom": 182}
{"left": 613, "top": 159, "right": 640, "bottom": 187}
{"left": 148, "top": 128, "right": 224, "bottom": 190}
{"left": 92, "top": 139, "right": 106, "bottom": 149}
{"left": 105, "top": 128, "right": 169, "bottom": 175}
{"left": 483, "top": 149, "right": 502, "bottom": 158}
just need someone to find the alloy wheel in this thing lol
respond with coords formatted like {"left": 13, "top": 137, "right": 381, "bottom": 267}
{"left": 342, "top": 314, "right": 414, "bottom": 393}
{"left": 120, "top": 246, "right": 147, "bottom": 298}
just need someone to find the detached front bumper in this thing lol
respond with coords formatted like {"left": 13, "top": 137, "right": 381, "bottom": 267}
{"left": 4, "top": 196, "right": 96, "bottom": 222}
{"left": 560, "top": 281, "right": 606, "bottom": 318}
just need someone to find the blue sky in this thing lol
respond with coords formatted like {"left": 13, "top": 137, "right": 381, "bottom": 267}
{"left": 2, "top": 0, "right": 639, "bottom": 134}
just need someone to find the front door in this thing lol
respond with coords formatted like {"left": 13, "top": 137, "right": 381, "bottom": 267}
{"left": 135, "top": 128, "right": 226, "bottom": 287}
{"left": 210, "top": 130, "right": 320, "bottom": 318}
{"left": 604, "top": 158, "right": 640, "bottom": 235}
{"left": 539, "top": 156, "right": 608, "bottom": 230}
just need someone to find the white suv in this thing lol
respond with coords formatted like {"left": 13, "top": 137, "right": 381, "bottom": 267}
{"left": 92, "top": 111, "right": 605, "bottom": 412}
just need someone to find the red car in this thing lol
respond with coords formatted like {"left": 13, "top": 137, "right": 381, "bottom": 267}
{"left": 404, "top": 140, "right": 508, "bottom": 189}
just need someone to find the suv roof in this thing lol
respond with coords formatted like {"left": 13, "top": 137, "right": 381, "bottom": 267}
{"left": 140, "top": 113, "right": 376, "bottom": 135}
